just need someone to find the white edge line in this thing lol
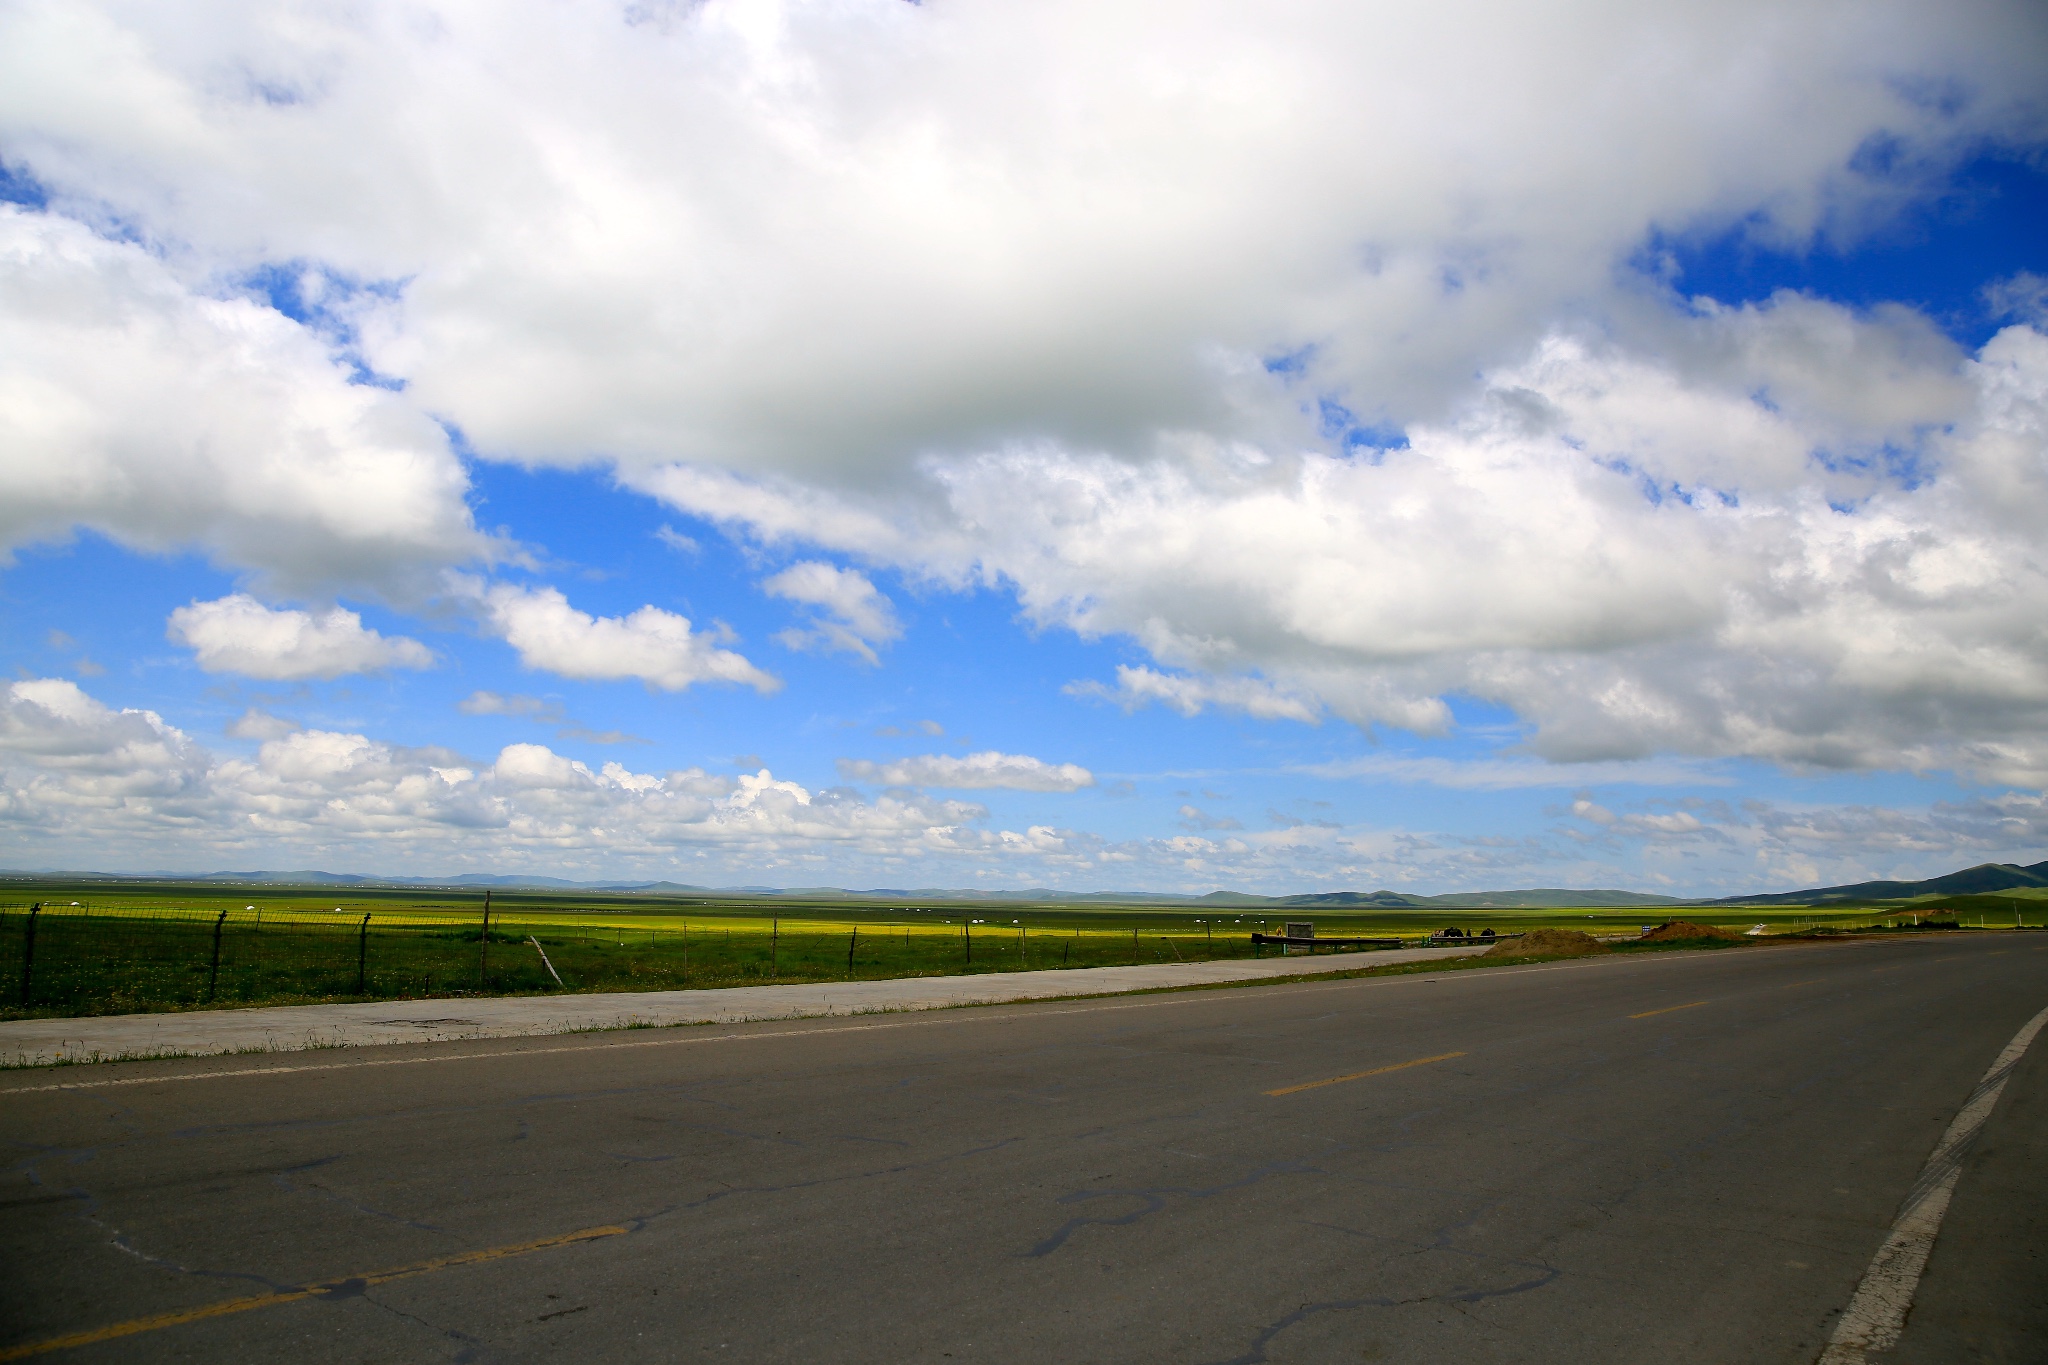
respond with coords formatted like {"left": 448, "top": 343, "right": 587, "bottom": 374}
{"left": 1817, "top": 1002, "right": 2048, "bottom": 1364}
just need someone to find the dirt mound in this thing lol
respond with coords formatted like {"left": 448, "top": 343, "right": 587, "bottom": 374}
{"left": 1484, "top": 928, "right": 1608, "bottom": 958}
{"left": 1639, "top": 920, "right": 1741, "bottom": 942}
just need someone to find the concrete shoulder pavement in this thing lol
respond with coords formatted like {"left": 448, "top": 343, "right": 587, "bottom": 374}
{"left": 0, "top": 941, "right": 1488, "bottom": 1067}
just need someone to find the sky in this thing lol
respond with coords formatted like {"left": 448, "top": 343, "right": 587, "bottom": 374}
{"left": 1, "top": 0, "right": 2046, "bottom": 896}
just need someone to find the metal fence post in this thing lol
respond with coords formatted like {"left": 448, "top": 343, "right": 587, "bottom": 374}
{"left": 847, "top": 925, "right": 857, "bottom": 978}
{"left": 770, "top": 918, "right": 779, "bottom": 979}
{"left": 477, "top": 890, "right": 491, "bottom": 990}
{"left": 1131, "top": 927, "right": 1139, "bottom": 964}
{"left": 356, "top": 913, "right": 371, "bottom": 995}
{"left": 20, "top": 903, "right": 38, "bottom": 1007}
{"left": 207, "top": 909, "right": 227, "bottom": 1002}
{"left": 964, "top": 918, "right": 972, "bottom": 966}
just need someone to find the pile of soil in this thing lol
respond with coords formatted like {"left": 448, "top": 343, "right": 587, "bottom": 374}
{"left": 1484, "top": 928, "right": 1608, "bottom": 958}
{"left": 1639, "top": 920, "right": 1741, "bottom": 942}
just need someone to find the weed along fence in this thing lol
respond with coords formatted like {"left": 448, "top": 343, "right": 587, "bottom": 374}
{"left": 0, "top": 904, "right": 508, "bottom": 1017}
{"left": 0, "top": 903, "right": 1412, "bottom": 1019}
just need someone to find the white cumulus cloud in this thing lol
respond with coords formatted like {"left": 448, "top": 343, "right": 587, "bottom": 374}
{"left": 4, "top": 0, "right": 2039, "bottom": 483}
{"left": 168, "top": 594, "right": 434, "bottom": 680}
{"left": 837, "top": 751, "right": 1094, "bottom": 792}
{"left": 656, "top": 311, "right": 2048, "bottom": 784}
{"left": 763, "top": 561, "right": 901, "bottom": 665}
{"left": 0, "top": 208, "right": 490, "bottom": 595}
{"left": 0, "top": 0, "right": 2044, "bottom": 827}
{"left": 474, "top": 582, "right": 778, "bottom": 693}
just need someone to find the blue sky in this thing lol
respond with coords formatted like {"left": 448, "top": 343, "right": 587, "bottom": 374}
{"left": 1, "top": 1, "right": 2045, "bottom": 894}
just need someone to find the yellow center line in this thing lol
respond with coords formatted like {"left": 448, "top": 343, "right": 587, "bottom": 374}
{"left": 1630, "top": 1000, "right": 1709, "bottom": 1019}
{"left": 1265, "top": 1050, "right": 1466, "bottom": 1096}
{"left": 0, "top": 1224, "right": 627, "bottom": 1361}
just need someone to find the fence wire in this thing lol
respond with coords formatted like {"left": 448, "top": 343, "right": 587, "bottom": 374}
{"left": 0, "top": 904, "right": 1349, "bottom": 1018}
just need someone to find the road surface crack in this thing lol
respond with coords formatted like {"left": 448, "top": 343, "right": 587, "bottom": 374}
{"left": 1024, "top": 1159, "right": 1319, "bottom": 1257}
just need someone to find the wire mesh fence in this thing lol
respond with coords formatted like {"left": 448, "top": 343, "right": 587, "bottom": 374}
{"left": 0, "top": 898, "right": 1974, "bottom": 1020}
{"left": 0, "top": 905, "right": 492, "bottom": 1016}
{"left": 0, "top": 904, "right": 1333, "bottom": 1019}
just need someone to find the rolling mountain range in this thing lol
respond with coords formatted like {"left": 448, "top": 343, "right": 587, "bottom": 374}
{"left": 1697, "top": 860, "right": 2048, "bottom": 906}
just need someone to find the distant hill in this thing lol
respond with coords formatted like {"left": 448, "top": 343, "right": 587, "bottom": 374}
{"left": 1271, "top": 890, "right": 1409, "bottom": 907}
{"left": 1700, "top": 860, "right": 2048, "bottom": 906}
{"left": 439, "top": 873, "right": 626, "bottom": 888}
{"left": 3, "top": 860, "right": 2040, "bottom": 907}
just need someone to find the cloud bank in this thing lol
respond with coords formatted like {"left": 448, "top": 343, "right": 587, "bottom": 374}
{"left": 0, "top": 0, "right": 2043, "bottom": 886}
{"left": 664, "top": 313, "right": 2048, "bottom": 784}
{"left": 4, "top": 0, "right": 2039, "bottom": 482}
{"left": 3, "top": 678, "right": 2041, "bottom": 891}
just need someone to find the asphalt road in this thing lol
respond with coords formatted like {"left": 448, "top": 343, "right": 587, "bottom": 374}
{"left": 2, "top": 934, "right": 2043, "bottom": 1364}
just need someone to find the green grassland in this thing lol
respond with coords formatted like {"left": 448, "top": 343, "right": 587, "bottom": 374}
{"left": 0, "top": 876, "right": 2038, "bottom": 1020}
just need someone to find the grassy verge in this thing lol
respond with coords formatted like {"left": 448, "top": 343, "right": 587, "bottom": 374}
{"left": 1, "top": 880, "right": 2029, "bottom": 1022}
{"left": 7, "top": 928, "right": 2002, "bottom": 1070}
